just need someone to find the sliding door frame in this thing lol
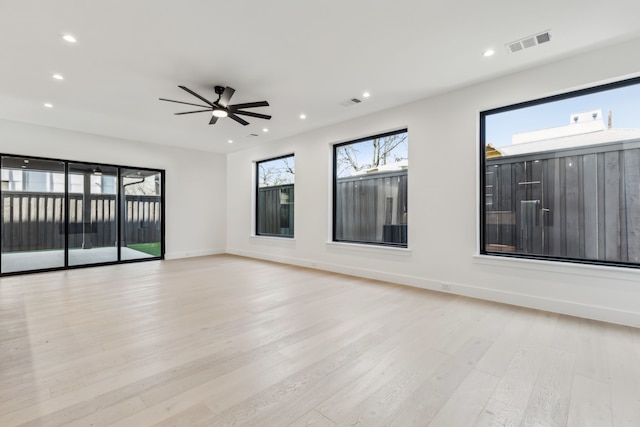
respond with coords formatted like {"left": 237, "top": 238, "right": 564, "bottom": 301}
{"left": 0, "top": 153, "right": 165, "bottom": 276}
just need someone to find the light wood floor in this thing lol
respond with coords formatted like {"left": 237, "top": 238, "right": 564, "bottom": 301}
{"left": 1, "top": 255, "right": 639, "bottom": 426}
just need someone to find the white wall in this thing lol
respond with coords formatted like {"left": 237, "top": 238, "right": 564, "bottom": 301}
{"left": 0, "top": 120, "right": 227, "bottom": 259}
{"left": 227, "top": 36, "right": 640, "bottom": 327}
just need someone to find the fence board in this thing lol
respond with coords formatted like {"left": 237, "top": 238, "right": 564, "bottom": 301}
{"left": 564, "top": 156, "right": 580, "bottom": 258}
{"left": 1, "top": 192, "right": 160, "bottom": 252}
{"left": 582, "top": 154, "right": 598, "bottom": 259}
{"left": 624, "top": 148, "right": 640, "bottom": 262}
{"left": 603, "top": 151, "right": 620, "bottom": 260}
{"left": 597, "top": 153, "right": 606, "bottom": 260}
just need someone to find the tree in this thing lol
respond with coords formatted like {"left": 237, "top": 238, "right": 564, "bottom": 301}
{"left": 258, "top": 157, "right": 295, "bottom": 186}
{"left": 336, "top": 132, "right": 408, "bottom": 177}
{"left": 124, "top": 176, "right": 159, "bottom": 195}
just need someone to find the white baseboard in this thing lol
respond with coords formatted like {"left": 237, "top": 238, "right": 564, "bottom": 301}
{"left": 227, "top": 248, "right": 640, "bottom": 328}
{"left": 165, "top": 248, "right": 226, "bottom": 260}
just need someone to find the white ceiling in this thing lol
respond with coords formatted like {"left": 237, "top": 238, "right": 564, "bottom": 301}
{"left": 1, "top": 0, "right": 639, "bottom": 154}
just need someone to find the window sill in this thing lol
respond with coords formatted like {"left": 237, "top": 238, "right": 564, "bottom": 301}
{"left": 326, "top": 241, "right": 411, "bottom": 256}
{"left": 250, "top": 235, "right": 296, "bottom": 242}
{"left": 473, "top": 253, "right": 640, "bottom": 282}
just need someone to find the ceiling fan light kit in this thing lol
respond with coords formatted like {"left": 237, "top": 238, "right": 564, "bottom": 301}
{"left": 159, "top": 85, "right": 271, "bottom": 126}
{"left": 212, "top": 108, "right": 227, "bottom": 118}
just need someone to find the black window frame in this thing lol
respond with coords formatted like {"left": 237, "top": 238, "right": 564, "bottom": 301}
{"left": 480, "top": 75, "right": 640, "bottom": 268}
{"left": 332, "top": 128, "right": 408, "bottom": 248}
{"left": 255, "top": 153, "right": 295, "bottom": 238}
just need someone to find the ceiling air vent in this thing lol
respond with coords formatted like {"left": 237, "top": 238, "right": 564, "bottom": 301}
{"left": 506, "top": 30, "right": 552, "bottom": 53}
{"left": 536, "top": 32, "right": 551, "bottom": 44}
{"left": 246, "top": 133, "right": 259, "bottom": 137}
{"left": 340, "top": 97, "right": 362, "bottom": 107}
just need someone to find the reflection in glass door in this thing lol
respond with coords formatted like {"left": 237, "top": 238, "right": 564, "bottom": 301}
{"left": 121, "top": 169, "right": 162, "bottom": 260}
{"left": 68, "top": 163, "right": 119, "bottom": 266}
{"left": 1, "top": 156, "right": 66, "bottom": 274}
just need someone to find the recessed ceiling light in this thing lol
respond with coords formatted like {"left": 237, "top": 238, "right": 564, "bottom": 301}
{"left": 44, "top": 103, "right": 53, "bottom": 108}
{"left": 262, "top": 128, "right": 269, "bottom": 132}
{"left": 483, "top": 49, "right": 495, "bottom": 57}
{"left": 299, "top": 114, "right": 306, "bottom": 119}
{"left": 52, "top": 73, "right": 64, "bottom": 80}
{"left": 362, "top": 92, "right": 371, "bottom": 98}
{"left": 62, "top": 34, "right": 77, "bottom": 43}
{"left": 228, "top": 139, "right": 233, "bottom": 144}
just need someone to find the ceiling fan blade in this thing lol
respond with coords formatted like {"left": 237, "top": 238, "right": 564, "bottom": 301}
{"left": 233, "top": 110, "right": 272, "bottom": 120}
{"left": 229, "top": 101, "right": 269, "bottom": 110}
{"left": 159, "top": 98, "right": 211, "bottom": 108}
{"left": 228, "top": 114, "right": 250, "bottom": 126}
{"left": 218, "top": 87, "right": 235, "bottom": 107}
{"left": 174, "top": 109, "right": 211, "bottom": 115}
{"left": 209, "top": 116, "right": 219, "bottom": 125}
{"left": 178, "top": 86, "right": 215, "bottom": 107}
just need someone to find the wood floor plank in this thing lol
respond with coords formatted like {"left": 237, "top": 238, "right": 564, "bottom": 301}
{"left": 1, "top": 254, "right": 639, "bottom": 426}
{"left": 383, "top": 336, "right": 493, "bottom": 427}
{"left": 520, "top": 347, "right": 575, "bottom": 427}
{"left": 566, "top": 375, "right": 612, "bottom": 427}
{"left": 428, "top": 369, "right": 500, "bottom": 427}
{"left": 288, "top": 410, "right": 335, "bottom": 427}
{"left": 473, "top": 346, "right": 545, "bottom": 427}
{"left": 607, "top": 324, "right": 640, "bottom": 426}
{"left": 475, "top": 308, "right": 535, "bottom": 376}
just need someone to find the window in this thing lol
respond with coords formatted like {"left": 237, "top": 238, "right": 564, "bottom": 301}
{"left": 256, "top": 155, "right": 294, "bottom": 237}
{"left": 481, "top": 77, "right": 640, "bottom": 267}
{"left": 333, "top": 129, "right": 408, "bottom": 247}
{"left": 0, "top": 154, "right": 164, "bottom": 275}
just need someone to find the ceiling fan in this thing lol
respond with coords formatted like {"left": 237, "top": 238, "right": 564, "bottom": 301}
{"left": 159, "top": 85, "right": 271, "bottom": 126}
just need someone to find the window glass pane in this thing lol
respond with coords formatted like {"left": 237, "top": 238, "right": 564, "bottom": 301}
{"left": 67, "top": 163, "right": 118, "bottom": 266}
{"left": 334, "top": 130, "right": 408, "bottom": 246}
{"left": 256, "top": 155, "right": 294, "bottom": 237}
{"left": 1, "top": 156, "right": 66, "bottom": 273}
{"left": 482, "top": 78, "right": 640, "bottom": 265}
{"left": 121, "top": 169, "right": 163, "bottom": 259}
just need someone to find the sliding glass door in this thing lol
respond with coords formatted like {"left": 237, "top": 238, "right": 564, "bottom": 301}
{"left": 1, "top": 156, "right": 66, "bottom": 274}
{"left": 68, "top": 163, "right": 119, "bottom": 266}
{"left": 0, "top": 154, "right": 164, "bottom": 275}
{"left": 121, "top": 169, "right": 162, "bottom": 260}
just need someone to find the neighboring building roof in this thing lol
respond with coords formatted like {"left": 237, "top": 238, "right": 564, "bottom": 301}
{"left": 512, "top": 109, "right": 605, "bottom": 145}
{"left": 485, "top": 143, "right": 502, "bottom": 158}
{"left": 499, "top": 128, "right": 640, "bottom": 156}
{"left": 351, "top": 159, "right": 408, "bottom": 175}
{"left": 491, "top": 110, "right": 640, "bottom": 157}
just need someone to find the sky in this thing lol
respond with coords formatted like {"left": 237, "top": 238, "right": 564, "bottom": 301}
{"left": 486, "top": 82, "right": 640, "bottom": 148}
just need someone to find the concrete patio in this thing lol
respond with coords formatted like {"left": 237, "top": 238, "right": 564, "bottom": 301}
{"left": 1, "top": 247, "right": 155, "bottom": 274}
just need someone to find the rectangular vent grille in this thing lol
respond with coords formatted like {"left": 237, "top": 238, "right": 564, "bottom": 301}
{"left": 536, "top": 32, "right": 551, "bottom": 44}
{"left": 522, "top": 37, "right": 536, "bottom": 49}
{"left": 340, "top": 98, "right": 362, "bottom": 107}
{"left": 508, "top": 43, "right": 523, "bottom": 53}
{"left": 506, "top": 30, "right": 552, "bottom": 54}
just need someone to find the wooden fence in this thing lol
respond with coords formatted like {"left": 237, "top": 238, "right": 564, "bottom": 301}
{"left": 1, "top": 192, "right": 161, "bottom": 252}
{"left": 335, "top": 170, "right": 407, "bottom": 244}
{"left": 485, "top": 139, "right": 640, "bottom": 262}
{"left": 257, "top": 185, "right": 294, "bottom": 236}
